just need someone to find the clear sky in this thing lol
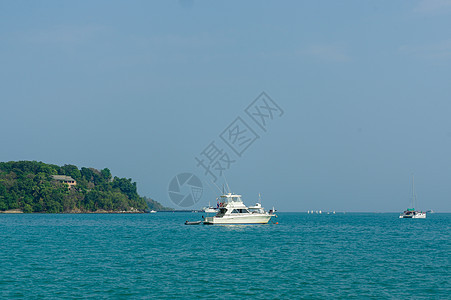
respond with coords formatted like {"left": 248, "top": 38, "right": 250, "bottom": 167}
{"left": 1, "top": 0, "right": 450, "bottom": 212}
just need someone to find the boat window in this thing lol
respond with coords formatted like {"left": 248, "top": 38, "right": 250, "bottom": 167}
{"left": 231, "top": 209, "right": 239, "bottom": 214}
{"left": 239, "top": 209, "right": 249, "bottom": 213}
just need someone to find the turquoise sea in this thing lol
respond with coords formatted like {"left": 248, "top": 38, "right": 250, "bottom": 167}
{"left": 0, "top": 213, "right": 449, "bottom": 299}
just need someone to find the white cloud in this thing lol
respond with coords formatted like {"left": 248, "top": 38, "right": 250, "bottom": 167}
{"left": 399, "top": 40, "right": 451, "bottom": 60}
{"left": 413, "top": 0, "right": 451, "bottom": 14}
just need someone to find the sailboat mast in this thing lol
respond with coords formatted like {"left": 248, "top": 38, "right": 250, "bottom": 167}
{"left": 412, "top": 175, "right": 415, "bottom": 209}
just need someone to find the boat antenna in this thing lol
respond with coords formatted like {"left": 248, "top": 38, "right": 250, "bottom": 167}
{"left": 208, "top": 179, "right": 223, "bottom": 194}
{"left": 223, "top": 174, "right": 231, "bottom": 193}
{"left": 412, "top": 174, "right": 416, "bottom": 209}
{"left": 204, "top": 180, "right": 216, "bottom": 194}
{"left": 258, "top": 192, "right": 262, "bottom": 204}
{"left": 203, "top": 180, "right": 222, "bottom": 204}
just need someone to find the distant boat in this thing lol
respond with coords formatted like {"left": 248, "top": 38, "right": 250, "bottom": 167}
{"left": 185, "top": 220, "right": 202, "bottom": 225}
{"left": 248, "top": 194, "right": 267, "bottom": 214}
{"left": 202, "top": 201, "right": 218, "bottom": 213}
{"left": 399, "top": 175, "right": 426, "bottom": 219}
{"left": 150, "top": 210, "right": 157, "bottom": 213}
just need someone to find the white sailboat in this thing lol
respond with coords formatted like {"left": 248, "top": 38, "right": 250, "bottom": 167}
{"left": 399, "top": 175, "right": 426, "bottom": 219}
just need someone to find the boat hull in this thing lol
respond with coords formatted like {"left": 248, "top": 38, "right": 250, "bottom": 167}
{"left": 203, "top": 214, "right": 272, "bottom": 225}
{"left": 399, "top": 212, "right": 426, "bottom": 218}
{"left": 185, "top": 221, "right": 202, "bottom": 225}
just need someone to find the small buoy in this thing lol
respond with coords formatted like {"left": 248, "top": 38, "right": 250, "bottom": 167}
{"left": 276, "top": 222, "right": 278, "bottom": 224}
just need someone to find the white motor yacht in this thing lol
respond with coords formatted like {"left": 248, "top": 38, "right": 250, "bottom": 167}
{"left": 203, "top": 193, "right": 275, "bottom": 225}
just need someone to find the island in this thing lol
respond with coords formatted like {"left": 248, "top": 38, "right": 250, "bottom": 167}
{"left": 0, "top": 161, "right": 172, "bottom": 213}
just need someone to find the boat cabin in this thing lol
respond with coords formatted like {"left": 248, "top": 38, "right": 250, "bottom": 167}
{"left": 218, "top": 193, "right": 244, "bottom": 206}
{"left": 214, "top": 194, "right": 254, "bottom": 217}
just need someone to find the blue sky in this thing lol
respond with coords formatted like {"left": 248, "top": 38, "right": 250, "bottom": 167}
{"left": 1, "top": 0, "right": 450, "bottom": 212}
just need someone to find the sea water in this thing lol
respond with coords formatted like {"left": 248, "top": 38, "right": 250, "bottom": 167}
{"left": 0, "top": 213, "right": 449, "bottom": 299}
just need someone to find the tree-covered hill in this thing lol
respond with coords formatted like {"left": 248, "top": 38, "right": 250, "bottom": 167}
{"left": 143, "top": 197, "right": 173, "bottom": 211}
{"left": 0, "top": 161, "right": 171, "bottom": 213}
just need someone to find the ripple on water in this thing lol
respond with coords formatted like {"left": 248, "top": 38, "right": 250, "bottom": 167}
{"left": 0, "top": 213, "right": 449, "bottom": 299}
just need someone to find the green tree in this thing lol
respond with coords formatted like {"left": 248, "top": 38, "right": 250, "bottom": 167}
{"left": 101, "top": 168, "right": 112, "bottom": 181}
{"left": 60, "top": 164, "right": 81, "bottom": 181}
{"left": 112, "top": 177, "right": 138, "bottom": 200}
{"left": 0, "top": 160, "right": 165, "bottom": 213}
{"left": 23, "top": 204, "right": 32, "bottom": 213}
{"left": 81, "top": 167, "right": 94, "bottom": 181}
